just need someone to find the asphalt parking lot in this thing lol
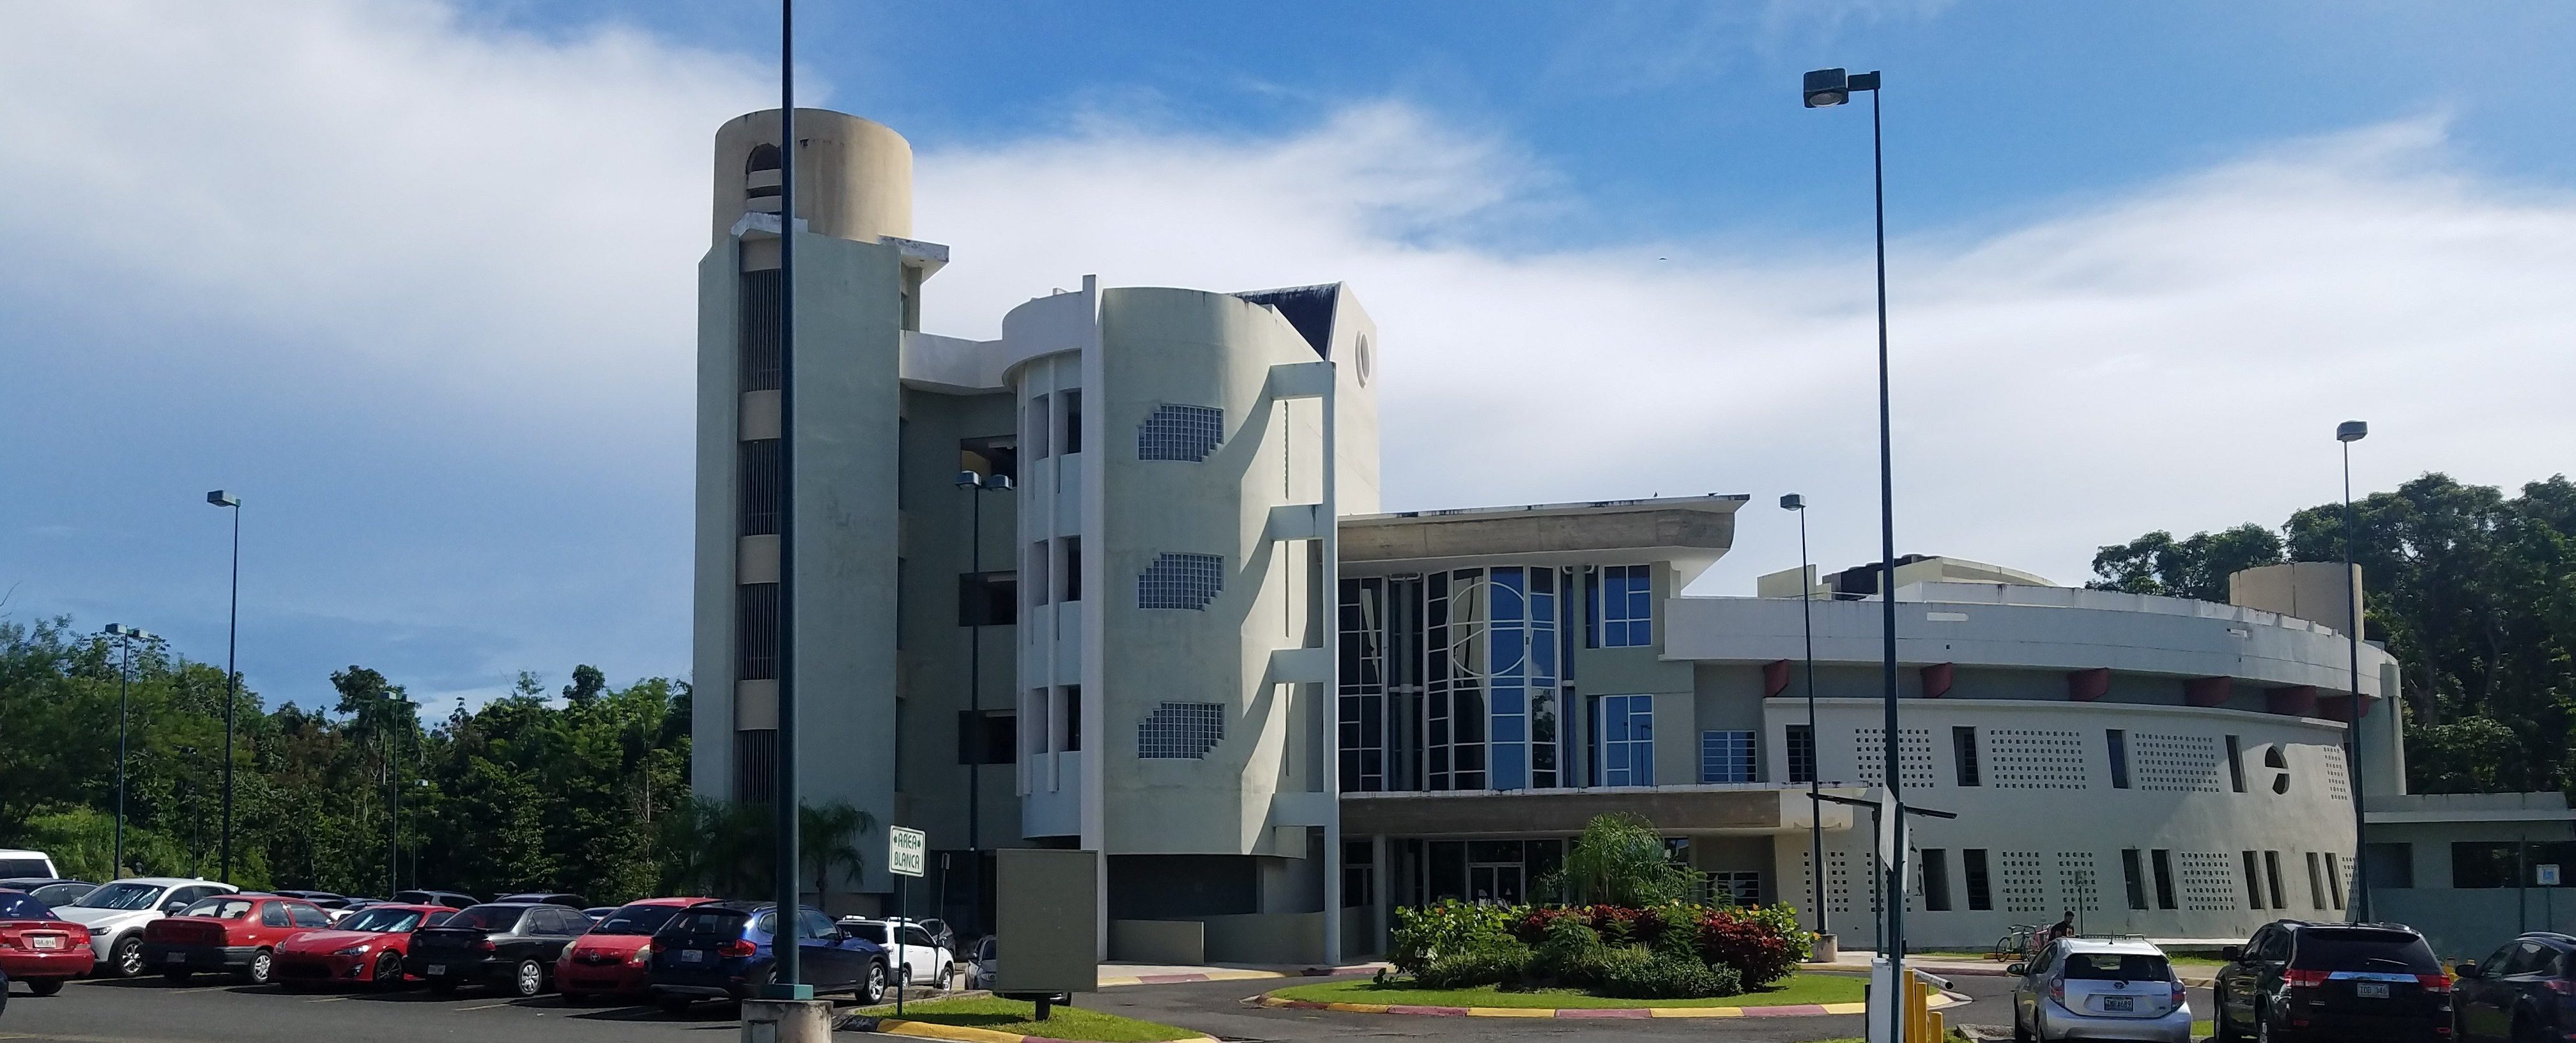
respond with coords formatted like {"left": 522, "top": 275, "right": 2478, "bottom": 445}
{"left": 0, "top": 971, "right": 2219, "bottom": 1043}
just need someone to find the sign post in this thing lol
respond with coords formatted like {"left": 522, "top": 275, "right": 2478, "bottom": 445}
{"left": 891, "top": 826, "right": 926, "bottom": 1016}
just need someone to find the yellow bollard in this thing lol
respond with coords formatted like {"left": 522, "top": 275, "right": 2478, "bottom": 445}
{"left": 1928, "top": 1010, "right": 1945, "bottom": 1042}
{"left": 1905, "top": 974, "right": 1926, "bottom": 1041}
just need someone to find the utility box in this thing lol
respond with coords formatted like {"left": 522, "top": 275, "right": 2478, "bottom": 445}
{"left": 996, "top": 849, "right": 1098, "bottom": 998}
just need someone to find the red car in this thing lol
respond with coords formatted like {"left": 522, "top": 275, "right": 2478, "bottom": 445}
{"left": 273, "top": 903, "right": 459, "bottom": 989}
{"left": 0, "top": 890, "right": 96, "bottom": 994}
{"left": 140, "top": 893, "right": 333, "bottom": 985}
{"left": 555, "top": 897, "right": 705, "bottom": 1001}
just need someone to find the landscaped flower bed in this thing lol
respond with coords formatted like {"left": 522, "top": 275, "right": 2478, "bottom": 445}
{"left": 1389, "top": 898, "right": 1814, "bottom": 1000}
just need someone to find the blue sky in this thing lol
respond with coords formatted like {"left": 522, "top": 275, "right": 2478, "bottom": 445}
{"left": 4, "top": 0, "right": 2573, "bottom": 714}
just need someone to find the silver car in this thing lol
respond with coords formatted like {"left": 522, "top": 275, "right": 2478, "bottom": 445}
{"left": 2011, "top": 938, "right": 2193, "bottom": 1042}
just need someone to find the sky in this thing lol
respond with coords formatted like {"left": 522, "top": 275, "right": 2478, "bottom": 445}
{"left": 3, "top": 0, "right": 2573, "bottom": 713}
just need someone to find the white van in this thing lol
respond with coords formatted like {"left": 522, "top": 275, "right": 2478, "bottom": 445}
{"left": 0, "top": 849, "right": 59, "bottom": 879}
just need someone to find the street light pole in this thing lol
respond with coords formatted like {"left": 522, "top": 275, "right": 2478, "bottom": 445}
{"left": 770, "top": 0, "right": 806, "bottom": 996}
{"left": 1804, "top": 63, "right": 1903, "bottom": 1003}
{"left": 2338, "top": 420, "right": 2372, "bottom": 922}
{"left": 389, "top": 693, "right": 413, "bottom": 896}
{"left": 207, "top": 491, "right": 241, "bottom": 885}
{"left": 105, "top": 624, "right": 155, "bottom": 877}
{"left": 1782, "top": 494, "right": 1825, "bottom": 941}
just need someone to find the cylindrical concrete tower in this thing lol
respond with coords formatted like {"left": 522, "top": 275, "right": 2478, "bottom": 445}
{"left": 710, "top": 109, "right": 914, "bottom": 247}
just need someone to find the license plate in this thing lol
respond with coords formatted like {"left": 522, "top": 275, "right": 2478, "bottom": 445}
{"left": 425, "top": 964, "right": 447, "bottom": 975}
{"left": 32, "top": 937, "right": 60, "bottom": 950}
{"left": 166, "top": 952, "right": 186, "bottom": 963}
{"left": 2357, "top": 982, "right": 2390, "bottom": 999}
{"left": 678, "top": 950, "right": 705, "bottom": 963}
{"left": 2103, "top": 996, "right": 2134, "bottom": 1012}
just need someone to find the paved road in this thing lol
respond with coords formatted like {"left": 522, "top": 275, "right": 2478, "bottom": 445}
{"left": 0, "top": 970, "right": 2218, "bottom": 1043}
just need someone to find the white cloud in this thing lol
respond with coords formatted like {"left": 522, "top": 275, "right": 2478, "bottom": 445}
{"left": 4, "top": 0, "right": 2572, "bottom": 700}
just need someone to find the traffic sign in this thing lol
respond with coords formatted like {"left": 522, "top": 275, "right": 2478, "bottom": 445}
{"left": 2540, "top": 864, "right": 2561, "bottom": 886}
{"left": 890, "top": 826, "right": 926, "bottom": 878}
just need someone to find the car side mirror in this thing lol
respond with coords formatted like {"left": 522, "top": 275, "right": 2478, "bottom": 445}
{"left": 2006, "top": 963, "right": 2027, "bottom": 977}
{"left": 2221, "top": 946, "right": 2242, "bottom": 961}
{"left": 2455, "top": 962, "right": 2479, "bottom": 978}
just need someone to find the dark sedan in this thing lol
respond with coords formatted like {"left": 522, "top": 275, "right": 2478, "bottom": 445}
{"left": 647, "top": 901, "right": 886, "bottom": 1012}
{"left": 409, "top": 902, "right": 590, "bottom": 998}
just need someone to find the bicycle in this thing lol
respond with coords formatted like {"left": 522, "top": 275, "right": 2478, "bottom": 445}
{"left": 1992, "top": 923, "right": 2044, "bottom": 962}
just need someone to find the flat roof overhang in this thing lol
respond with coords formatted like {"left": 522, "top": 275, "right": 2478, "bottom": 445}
{"left": 1339, "top": 494, "right": 1746, "bottom": 584}
{"left": 1339, "top": 784, "right": 1858, "bottom": 837}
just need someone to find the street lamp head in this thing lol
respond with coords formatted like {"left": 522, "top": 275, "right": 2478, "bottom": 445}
{"left": 1781, "top": 493, "right": 1805, "bottom": 511}
{"left": 1802, "top": 68, "right": 1849, "bottom": 107}
{"left": 2336, "top": 421, "right": 2368, "bottom": 443}
{"left": 954, "top": 470, "right": 983, "bottom": 490}
{"left": 983, "top": 474, "right": 1015, "bottom": 493}
{"left": 105, "top": 623, "right": 129, "bottom": 637}
{"left": 207, "top": 490, "right": 239, "bottom": 507}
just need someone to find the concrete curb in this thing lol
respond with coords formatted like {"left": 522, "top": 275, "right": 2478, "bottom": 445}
{"left": 859, "top": 1015, "right": 1217, "bottom": 1043}
{"left": 1098, "top": 964, "right": 1386, "bottom": 989}
{"left": 1254, "top": 989, "right": 1965, "bottom": 1019}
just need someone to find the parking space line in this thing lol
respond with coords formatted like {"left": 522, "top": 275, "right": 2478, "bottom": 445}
{"left": 456, "top": 1000, "right": 516, "bottom": 1010}
{"left": 305, "top": 995, "right": 348, "bottom": 1003}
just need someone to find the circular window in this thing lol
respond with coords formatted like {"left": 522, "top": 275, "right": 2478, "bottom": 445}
{"left": 1353, "top": 333, "right": 1374, "bottom": 387}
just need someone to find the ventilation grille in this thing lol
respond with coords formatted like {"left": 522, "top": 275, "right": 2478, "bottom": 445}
{"left": 2324, "top": 746, "right": 2350, "bottom": 801}
{"left": 1138, "top": 553, "right": 1225, "bottom": 610}
{"left": 1988, "top": 729, "right": 2089, "bottom": 789}
{"left": 1826, "top": 850, "right": 1852, "bottom": 915}
{"left": 2135, "top": 732, "right": 2225, "bottom": 792}
{"left": 2180, "top": 852, "right": 2237, "bottom": 911}
{"left": 1137, "top": 404, "right": 1223, "bottom": 462}
{"left": 1137, "top": 702, "right": 1226, "bottom": 759}
{"left": 1853, "top": 728, "right": 1936, "bottom": 789}
{"left": 2000, "top": 851, "right": 2049, "bottom": 914}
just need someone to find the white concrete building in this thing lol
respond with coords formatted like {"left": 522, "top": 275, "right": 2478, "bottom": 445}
{"left": 688, "top": 109, "right": 2405, "bottom": 961}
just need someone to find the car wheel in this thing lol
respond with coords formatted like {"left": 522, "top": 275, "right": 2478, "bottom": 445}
{"left": 510, "top": 959, "right": 546, "bottom": 998}
{"left": 112, "top": 936, "right": 146, "bottom": 978}
{"left": 29, "top": 978, "right": 65, "bottom": 997}
{"left": 2012, "top": 1004, "right": 2034, "bottom": 1043}
{"left": 371, "top": 951, "right": 401, "bottom": 988}
{"left": 246, "top": 949, "right": 275, "bottom": 985}
{"left": 859, "top": 961, "right": 886, "bottom": 1005}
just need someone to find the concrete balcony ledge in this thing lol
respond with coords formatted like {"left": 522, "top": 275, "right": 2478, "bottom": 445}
{"left": 1338, "top": 783, "right": 1859, "bottom": 837}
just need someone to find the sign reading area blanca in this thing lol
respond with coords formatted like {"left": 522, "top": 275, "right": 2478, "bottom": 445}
{"left": 890, "top": 826, "right": 926, "bottom": 878}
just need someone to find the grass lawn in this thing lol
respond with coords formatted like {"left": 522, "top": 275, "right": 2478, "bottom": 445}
{"left": 859, "top": 996, "right": 1203, "bottom": 1042}
{"left": 1272, "top": 971, "right": 1868, "bottom": 1009}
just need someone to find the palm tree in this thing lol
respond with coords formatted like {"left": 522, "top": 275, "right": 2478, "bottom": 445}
{"left": 800, "top": 800, "right": 873, "bottom": 911}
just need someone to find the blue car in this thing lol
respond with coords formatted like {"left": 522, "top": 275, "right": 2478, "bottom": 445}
{"left": 647, "top": 901, "right": 887, "bottom": 1013}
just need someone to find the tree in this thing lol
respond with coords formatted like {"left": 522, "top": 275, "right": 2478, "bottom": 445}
{"left": 562, "top": 665, "right": 608, "bottom": 706}
{"left": 1542, "top": 812, "right": 1699, "bottom": 906}
{"left": 2087, "top": 524, "right": 2285, "bottom": 603}
{"left": 801, "top": 800, "right": 875, "bottom": 911}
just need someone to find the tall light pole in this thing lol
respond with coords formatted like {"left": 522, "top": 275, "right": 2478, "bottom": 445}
{"left": 206, "top": 490, "right": 241, "bottom": 885}
{"left": 1782, "top": 494, "right": 1825, "bottom": 942}
{"left": 955, "top": 468, "right": 1013, "bottom": 931}
{"left": 2337, "top": 419, "right": 2372, "bottom": 922}
{"left": 1804, "top": 65, "right": 1905, "bottom": 997}
{"left": 103, "top": 624, "right": 156, "bottom": 877}
{"left": 769, "top": 0, "right": 806, "bottom": 998}
{"left": 388, "top": 692, "right": 414, "bottom": 897}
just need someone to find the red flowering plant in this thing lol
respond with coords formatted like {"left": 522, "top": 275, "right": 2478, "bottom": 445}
{"left": 1693, "top": 904, "right": 1811, "bottom": 987}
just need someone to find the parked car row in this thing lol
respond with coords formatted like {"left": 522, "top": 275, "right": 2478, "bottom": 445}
{"left": 2, "top": 875, "right": 953, "bottom": 1016}
{"left": 2007, "top": 916, "right": 2507, "bottom": 1043}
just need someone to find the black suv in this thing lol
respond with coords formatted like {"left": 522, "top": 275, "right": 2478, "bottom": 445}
{"left": 410, "top": 902, "right": 591, "bottom": 997}
{"left": 2214, "top": 920, "right": 2450, "bottom": 1042}
{"left": 2452, "top": 932, "right": 2576, "bottom": 1042}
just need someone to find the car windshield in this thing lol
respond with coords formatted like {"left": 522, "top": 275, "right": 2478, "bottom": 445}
{"left": 2062, "top": 952, "right": 2172, "bottom": 981}
{"left": 591, "top": 904, "right": 684, "bottom": 936}
{"left": 72, "top": 882, "right": 166, "bottom": 910}
{"left": 2293, "top": 929, "right": 2441, "bottom": 973}
{"left": 660, "top": 908, "right": 748, "bottom": 938}
{"left": 441, "top": 905, "right": 525, "bottom": 931}
{"left": 32, "top": 883, "right": 91, "bottom": 906}
{"left": 0, "top": 860, "right": 50, "bottom": 878}
{"left": 180, "top": 897, "right": 257, "bottom": 919}
{"left": 0, "top": 894, "right": 56, "bottom": 920}
{"left": 847, "top": 923, "right": 889, "bottom": 945}
{"left": 339, "top": 908, "right": 426, "bottom": 932}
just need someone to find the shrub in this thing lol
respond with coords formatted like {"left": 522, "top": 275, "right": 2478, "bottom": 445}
{"left": 1391, "top": 899, "right": 1522, "bottom": 976}
{"left": 1590, "top": 946, "right": 1739, "bottom": 999}
{"left": 1531, "top": 912, "right": 1607, "bottom": 985}
{"left": 1538, "top": 813, "right": 1701, "bottom": 906}
{"left": 1652, "top": 905, "right": 1701, "bottom": 964}
{"left": 1416, "top": 937, "right": 1533, "bottom": 989}
{"left": 1694, "top": 904, "right": 1811, "bottom": 987}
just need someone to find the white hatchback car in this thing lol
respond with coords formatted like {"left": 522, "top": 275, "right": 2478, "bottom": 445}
{"left": 2010, "top": 937, "right": 2193, "bottom": 1042}
{"left": 836, "top": 917, "right": 952, "bottom": 987}
{"left": 52, "top": 877, "right": 238, "bottom": 978}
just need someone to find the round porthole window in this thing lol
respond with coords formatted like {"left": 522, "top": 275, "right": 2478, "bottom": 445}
{"left": 1353, "top": 333, "right": 1374, "bottom": 387}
